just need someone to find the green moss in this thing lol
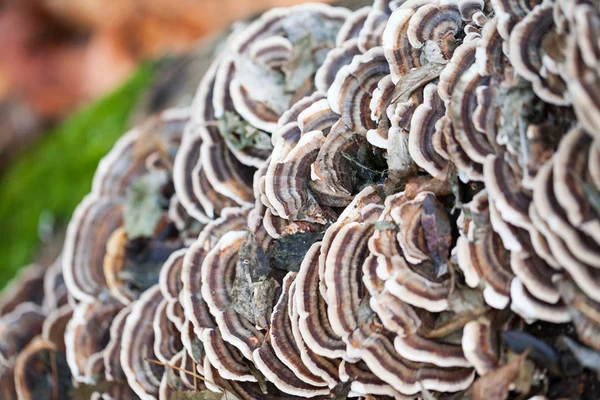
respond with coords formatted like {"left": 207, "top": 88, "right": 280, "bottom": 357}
{"left": 0, "top": 62, "right": 157, "bottom": 289}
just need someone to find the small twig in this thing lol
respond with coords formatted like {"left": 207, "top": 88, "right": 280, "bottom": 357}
{"left": 145, "top": 358, "right": 206, "bottom": 381}
{"left": 197, "top": 120, "right": 219, "bottom": 128}
{"left": 144, "top": 358, "right": 231, "bottom": 399}
{"left": 424, "top": 306, "right": 488, "bottom": 339}
{"left": 448, "top": 262, "right": 457, "bottom": 299}
{"left": 193, "top": 359, "right": 198, "bottom": 391}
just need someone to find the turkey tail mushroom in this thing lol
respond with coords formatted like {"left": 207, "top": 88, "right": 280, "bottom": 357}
{"left": 3, "top": 0, "right": 600, "bottom": 398}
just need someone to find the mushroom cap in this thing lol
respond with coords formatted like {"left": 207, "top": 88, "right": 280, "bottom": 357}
{"left": 288, "top": 279, "right": 340, "bottom": 388}
{"left": 0, "top": 264, "right": 45, "bottom": 317}
{"left": 203, "top": 327, "right": 256, "bottom": 382}
{"left": 358, "top": 0, "right": 396, "bottom": 53}
{"left": 0, "top": 364, "right": 16, "bottom": 400}
{"left": 92, "top": 108, "right": 188, "bottom": 198}
{"left": 510, "top": 278, "right": 571, "bottom": 324}
{"left": 42, "top": 259, "right": 69, "bottom": 312}
{"left": 174, "top": 81, "right": 252, "bottom": 221}
{"left": 14, "top": 337, "right": 72, "bottom": 400}
{"left": 337, "top": 6, "right": 371, "bottom": 47}
{"left": 172, "top": 132, "right": 211, "bottom": 224}
{"left": 152, "top": 299, "right": 183, "bottom": 365}
{"left": 41, "top": 304, "right": 73, "bottom": 353}
{"left": 103, "top": 304, "right": 132, "bottom": 382}
{"left": 323, "top": 206, "right": 382, "bottom": 340}
{"left": 369, "top": 191, "right": 453, "bottom": 313}
{"left": 532, "top": 160, "right": 600, "bottom": 302}
{"left": 328, "top": 47, "right": 390, "bottom": 130}
{"left": 0, "top": 303, "right": 46, "bottom": 365}
{"left": 4, "top": 1, "right": 600, "bottom": 398}
{"left": 200, "top": 230, "right": 264, "bottom": 360}
{"left": 102, "top": 227, "right": 134, "bottom": 305}
{"left": 120, "top": 285, "right": 164, "bottom": 399}
{"left": 180, "top": 207, "right": 250, "bottom": 339}
{"left": 158, "top": 248, "right": 187, "bottom": 303}
{"left": 461, "top": 318, "right": 499, "bottom": 376}
{"left": 268, "top": 273, "right": 329, "bottom": 389}
{"left": 62, "top": 195, "right": 123, "bottom": 303}
{"left": 265, "top": 130, "right": 329, "bottom": 222}
{"left": 551, "top": 126, "right": 600, "bottom": 244}
{"left": 339, "top": 359, "right": 412, "bottom": 399}
{"left": 296, "top": 243, "right": 346, "bottom": 359}
{"left": 408, "top": 83, "right": 448, "bottom": 178}
{"left": 223, "top": 3, "right": 350, "bottom": 134}
{"left": 345, "top": 322, "right": 474, "bottom": 395}
{"left": 316, "top": 39, "right": 362, "bottom": 95}
{"left": 65, "top": 299, "right": 122, "bottom": 383}
{"left": 484, "top": 155, "right": 532, "bottom": 231}
{"left": 382, "top": 2, "right": 424, "bottom": 84}
{"left": 508, "top": 1, "right": 570, "bottom": 105}
{"left": 456, "top": 230, "right": 513, "bottom": 310}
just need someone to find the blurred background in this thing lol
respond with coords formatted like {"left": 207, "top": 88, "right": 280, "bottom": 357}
{"left": 0, "top": 0, "right": 344, "bottom": 289}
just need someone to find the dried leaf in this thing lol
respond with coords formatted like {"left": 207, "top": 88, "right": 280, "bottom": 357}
{"left": 124, "top": 170, "right": 168, "bottom": 239}
{"left": 171, "top": 390, "right": 223, "bottom": 400}
{"left": 269, "top": 231, "right": 324, "bottom": 272}
{"left": 283, "top": 34, "right": 315, "bottom": 93}
{"left": 237, "top": 231, "right": 270, "bottom": 281}
{"left": 501, "top": 331, "right": 560, "bottom": 373}
{"left": 405, "top": 175, "right": 452, "bottom": 199}
{"left": 448, "top": 166, "right": 462, "bottom": 212}
{"left": 498, "top": 81, "right": 546, "bottom": 163}
{"left": 217, "top": 111, "right": 272, "bottom": 151}
{"left": 190, "top": 334, "right": 205, "bottom": 363}
{"left": 172, "top": 388, "right": 242, "bottom": 400}
{"left": 508, "top": 352, "right": 535, "bottom": 394}
{"left": 374, "top": 221, "right": 399, "bottom": 231}
{"left": 392, "top": 62, "right": 447, "bottom": 104}
{"left": 357, "top": 297, "right": 376, "bottom": 325}
{"left": 471, "top": 351, "right": 528, "bottom": 400}
{"left": 447, "top": 285, "right": 486, "bottom": 314}
{"left": 424, "top": 307, "right": 487, "bottom": 339}
{"left": 460, "top": 207, "right": 489, "bottom": 241}
{"left": 418, "top": 383, "right": 437, "bottom": 400}
{"left": 387, "top": 126, "right": 417, "bottom": 180}
{"left": 234, "top": 57, "right": 289, "bottom": 114}
{"left": 71, "top": 380, "right": 119, "bottom": 400}
{"left": 251, "top": 278, "right": 279, "bottom": 328}
{"left": 166, "top": 362, "right": 186, "bottom": 391}
{"left": 582, "top": 181, "right": 600, "bottom": 217}
{"left": 228, "top": 277, "right": 257, "bottom": 311}
{"left": 231, "top": 271, "right": 279, "bottom": 326}
{"left": 242, "top": 359, "right": 268, "bottom": 394}
{"left": 330, "top": 381, "right": 352, "bottom": 399}
{"left": 231, "top": 231, "right": 276, "bottom": 324}
{"left": 420, "top": 194, "right": 452, "bottom": 276}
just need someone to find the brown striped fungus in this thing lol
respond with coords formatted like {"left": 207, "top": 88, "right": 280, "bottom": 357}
{"left": 1, "top": 0, "right": 600, "bottom": 398}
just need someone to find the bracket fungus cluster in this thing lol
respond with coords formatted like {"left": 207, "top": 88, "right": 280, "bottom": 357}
{"left": 2, "top": 0, "right": 600, "bottom": 399}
